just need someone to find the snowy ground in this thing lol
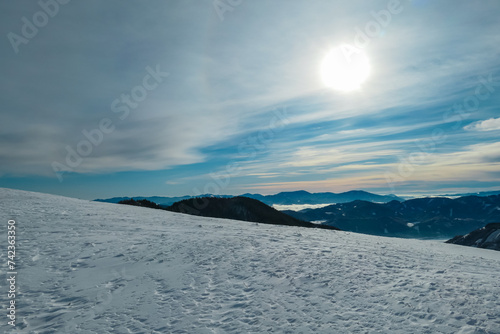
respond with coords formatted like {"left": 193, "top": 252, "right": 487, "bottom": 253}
{"left": 1, "top": 188, "right": 499, "bottom": 334}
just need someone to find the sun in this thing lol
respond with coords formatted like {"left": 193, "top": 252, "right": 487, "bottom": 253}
{"left": 320, "top": 45, "right": 371, "bottom": 92}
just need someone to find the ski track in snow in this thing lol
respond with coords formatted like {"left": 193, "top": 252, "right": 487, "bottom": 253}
{"left": 1, "top": 188, "right": 500, "bottom": 334}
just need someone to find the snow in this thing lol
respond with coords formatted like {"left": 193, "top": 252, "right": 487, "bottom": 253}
{"left": 1, "top": 188, "right": 500, "bottom": 333}
{"left": 310, "top": 220, "right": 328, "bottom": 225}
{"left": 485, "top": 230, "right": 500, "bottom": 244}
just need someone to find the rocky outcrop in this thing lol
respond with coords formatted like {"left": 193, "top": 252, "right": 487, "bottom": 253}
{"left": 446, "top": 223, "right": 500, "bottom": 251}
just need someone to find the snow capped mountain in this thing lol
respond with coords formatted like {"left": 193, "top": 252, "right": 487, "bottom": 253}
{"left": 1, "top": 188, "right": 499, "bottom": 333}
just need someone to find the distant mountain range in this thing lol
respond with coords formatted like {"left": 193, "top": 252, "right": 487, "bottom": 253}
{"left": 285, "top": 195, "right": 500, "bottom": 239}
{"left": 114, "top": 192, "right": 500, "bottom": 240}
{"left": 440, "top": 190, "right": 500, "bottom": 198}
{"left": 239, "top": 190, "right": 403, "bottom": 205}
{"left": 446, "top": 223, "right": 500, "bottom": 251}
{"left": 95, "top": 190, "right": 403, "bottom": 206}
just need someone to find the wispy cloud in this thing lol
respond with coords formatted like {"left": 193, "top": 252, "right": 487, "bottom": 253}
{"left": 1, "top": 0, "right": 500, "bottom": 198}
{"left": 465, "top": 118, "right": 500, "bottom": 132}
{"left": 284, "top": 146, "right": 400, "bottom": 168}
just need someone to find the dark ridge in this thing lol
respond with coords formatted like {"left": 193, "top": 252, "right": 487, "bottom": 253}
{"left": 118, "top": 198, "right": 162, "bottom": 209}
{"left": 446, "top": 223, "right": 500, "bottom": 251}
{"left": 165, "top": 196, "right": 340, "bottom": 231}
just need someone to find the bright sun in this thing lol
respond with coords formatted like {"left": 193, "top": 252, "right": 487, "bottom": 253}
{"left": 320, "top": 45, "right": 371, "bottom": 92}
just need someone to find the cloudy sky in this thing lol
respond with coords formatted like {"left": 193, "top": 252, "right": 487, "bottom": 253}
{"left": 1, "top": 0, "right": 500, "bottom": 200}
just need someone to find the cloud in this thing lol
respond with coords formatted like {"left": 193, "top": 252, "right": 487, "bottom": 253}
{"left": 2, "top": 0, "right": 500, "bottom": 198}
{"left": 439, "top": 142, "right": 500, "bottom": 165}
{"left": 338, "top": 129, "right": 367, "bottom": 135}
{"left": 464, "top": 118, "right": 500, "bottom": 132}
{"left": 284, "top": 146, "right": 400, "bottom": 168}
{"left": 382, "top": 142, "right": 500, "bottom": 190}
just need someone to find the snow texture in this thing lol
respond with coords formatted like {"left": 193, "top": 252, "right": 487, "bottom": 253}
{"left": 1, "top": 188, "right": 500, "bottom": 333}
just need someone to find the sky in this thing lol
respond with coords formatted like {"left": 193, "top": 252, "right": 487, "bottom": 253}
{"left": 1, "top": 0, "right": 500, "bottom": 200}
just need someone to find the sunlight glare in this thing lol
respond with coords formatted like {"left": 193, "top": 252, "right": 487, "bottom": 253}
{"left": 320, "top": 45, "right": 371, "bottom": 92}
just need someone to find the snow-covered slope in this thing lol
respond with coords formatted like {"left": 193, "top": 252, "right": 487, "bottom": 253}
{"left": 1, "top": 188, "right": 499, "bottom": 333}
